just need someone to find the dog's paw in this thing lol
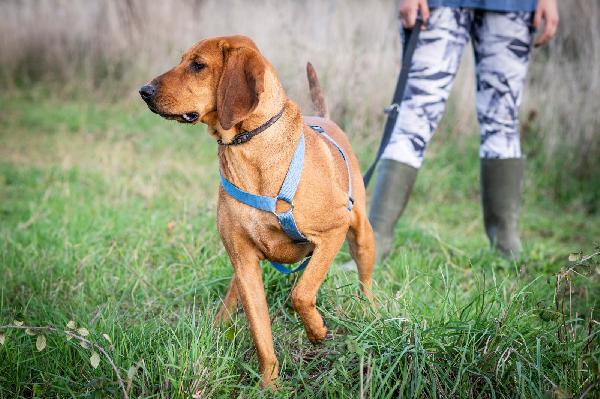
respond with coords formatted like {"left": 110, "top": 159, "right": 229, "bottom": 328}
{"left": 307, "top": 326, "right": 329, "bottom": 344}
{"left": 259, "top": 377, "right": 280, "bottom": 391}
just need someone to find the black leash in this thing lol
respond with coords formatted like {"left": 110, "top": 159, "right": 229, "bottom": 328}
{"left": 363, "top": 19, "right": 422, "bottom": 187}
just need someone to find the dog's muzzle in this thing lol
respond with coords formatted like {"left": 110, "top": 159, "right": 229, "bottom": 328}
{"left": 139, "top": 84, "right": 199, "bottom": 123}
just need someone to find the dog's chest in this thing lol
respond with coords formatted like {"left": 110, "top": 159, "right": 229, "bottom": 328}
{"left": 243, "top": 207, "right": 313, "bottom": 263}
{"left": 218, "top": 201, "right": 313, "bottom": 263}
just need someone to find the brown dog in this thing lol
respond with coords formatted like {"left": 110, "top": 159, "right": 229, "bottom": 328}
{"left": 140, "top": 35, "right": 375, "bottom": 388}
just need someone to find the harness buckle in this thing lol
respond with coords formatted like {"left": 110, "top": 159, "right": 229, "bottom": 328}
{"left": 272, "top": 198, "right": 294, "bottom": 217}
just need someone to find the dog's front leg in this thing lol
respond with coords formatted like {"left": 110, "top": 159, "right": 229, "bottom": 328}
{"left": 214, "top": 273, "right": 239, "bottom": 326}
{"left": 291, "top": 230, "right": 347, "bottom": 343}
{"left": 230, "top": 253, "right": 279, "bottom": 388}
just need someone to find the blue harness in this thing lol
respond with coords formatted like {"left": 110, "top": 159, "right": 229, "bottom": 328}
{"left": 220, "top": 124, "right": 353, "bottom": 274}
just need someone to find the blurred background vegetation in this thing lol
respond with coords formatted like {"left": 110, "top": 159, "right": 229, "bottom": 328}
{"left": 0, "top": 0, "right": 598, "bottom": 211}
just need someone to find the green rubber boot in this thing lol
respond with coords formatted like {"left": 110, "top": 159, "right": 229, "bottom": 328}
{"left": 481, "top": 158, "right": 524, "bottom": 259}
{"left": 369, "top": 159, "right": 418, "bottom": 264}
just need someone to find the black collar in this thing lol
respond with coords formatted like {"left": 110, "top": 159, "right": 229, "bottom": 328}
{"left": 217, "top": 107, "right": 285, "bottom": 146}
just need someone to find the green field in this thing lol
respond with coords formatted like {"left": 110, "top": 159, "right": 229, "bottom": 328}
{"left": 1, "top": 91, "right": 599, "bottom": 398}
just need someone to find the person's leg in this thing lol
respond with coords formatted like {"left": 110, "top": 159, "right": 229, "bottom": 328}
{"left": 371, "top": 7, "right": 472, "bottom": 263}
{"left": 472, "top": 10, "right": 534, "bottom": 258}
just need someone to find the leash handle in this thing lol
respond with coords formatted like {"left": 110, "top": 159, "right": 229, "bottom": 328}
{"left": 363, "top": 18, "right": 422, "bottom": 188}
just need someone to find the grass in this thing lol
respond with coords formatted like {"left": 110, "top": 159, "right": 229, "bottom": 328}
{"left": 1, "top": 91, "right": 599, "bottom": 398}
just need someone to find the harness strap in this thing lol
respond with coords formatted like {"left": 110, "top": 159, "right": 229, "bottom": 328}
{"left": 219, "top": 124, "right": 353, "bottom": 274}
{"left": 220, "top": 176, "right": 276, "bottom": 213}
{"left": 309, "top": 125, "right": 354, "bottom": 210}
{"left": 276, "top": 133, "right": 307, "bottom": 242}
{"left": 220, "top": 132, "right": 309, "bottom": 243}
{"left": 269, "top": 257, "right": 312, "bottom": 274}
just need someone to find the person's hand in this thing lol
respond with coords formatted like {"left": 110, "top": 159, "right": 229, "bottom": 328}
{"left": 533, "top": 0, "right": 559, "bottom": 47}
{"left": 399, "top": 0, "right": 430, "bottom": 29}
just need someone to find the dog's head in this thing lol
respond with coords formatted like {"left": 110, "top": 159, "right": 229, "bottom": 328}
{"left": 140, "top": 35, "right": 279, "bottom": 134}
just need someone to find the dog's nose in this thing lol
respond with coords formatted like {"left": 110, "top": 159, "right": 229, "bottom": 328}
{"left": 139, "top": 84, "right": 156, "bottom": 100}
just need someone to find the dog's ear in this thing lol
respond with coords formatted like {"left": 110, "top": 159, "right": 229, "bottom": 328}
{"left": 217, "top": 46, "right": 266, "bottom": 131}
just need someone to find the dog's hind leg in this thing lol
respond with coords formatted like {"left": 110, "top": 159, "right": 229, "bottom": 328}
{"left": 214, "top": 274, "right": 239, "bottom": 326}
{"left": 346, "top": 210, "right": 376, "bottom": 303}
{"left": 291, "top": 231, "right": 347, "bottom": 343}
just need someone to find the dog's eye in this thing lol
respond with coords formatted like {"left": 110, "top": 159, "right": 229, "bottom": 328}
{"left": 190, "top": 61, "right": 206, "bottom": 72}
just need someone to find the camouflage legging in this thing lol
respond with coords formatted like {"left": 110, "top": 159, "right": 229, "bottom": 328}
{"left": 382, "top": 7, "right": 535, "bottom": 168}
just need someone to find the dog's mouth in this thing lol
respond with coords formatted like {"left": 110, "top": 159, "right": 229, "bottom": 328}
{"left": 148, "top": 106, "right": 199, "bottom": 124}
{"left": 181, "top": 112, "right": 200, "bottom": 123}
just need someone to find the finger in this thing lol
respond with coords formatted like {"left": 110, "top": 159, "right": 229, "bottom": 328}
{"left": 534, "top": 23, "right": 552, "bottom": 47}
{"left": 400, "top": 16, "right": 410, "bottom": 28}
{"left": 399, "top": 1, "right": 418, "bottom": 29}
{"left": 419, "top": 1, "right": 430, "bottom": 29}
{"left": 402, "top": 7, "right": 417, "bottom": 28}
{"left": 534, "top": 30, "right": 548, "bottom": 47}
{"left": 399, "top": 13, "right": 410, "bottom": 28}
{"left": 546, "top": 18, "right": 559, "bottom": 40}
{"left": 533, "top": 8, "right": 542, "bottom": 29}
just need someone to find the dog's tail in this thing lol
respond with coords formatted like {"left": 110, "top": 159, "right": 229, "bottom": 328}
{"left": 306, "top": 62, "right": 329, "bottom": 119}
